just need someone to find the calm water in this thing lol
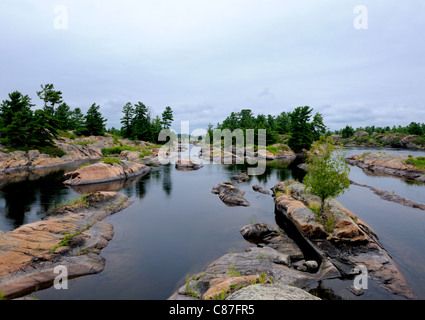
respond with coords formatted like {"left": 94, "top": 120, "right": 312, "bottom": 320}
{"left": 1, "top": 146, "right": 425, "bottom": 300}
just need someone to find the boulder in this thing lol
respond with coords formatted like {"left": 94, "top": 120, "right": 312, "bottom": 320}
{"left": 175, "top": 158, "right": 203, "bottom": 171}
{"left": 232, "top": 172, "right": 249, "bottom": 183}
{"left": 240, "top": 223, "right": 278, "bottom": 243}
{"left": 211, "top": 182, "right": 250, "bottom": 207}
{"left": 252, "top": 184, "right": 270, "bottom": 194}
{"left": 119, "top": 150, "right": 140, "bottom": 160}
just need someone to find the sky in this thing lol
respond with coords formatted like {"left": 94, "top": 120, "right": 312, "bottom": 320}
{"left": 0, "top": 0, "right": 424, "bottom": 133}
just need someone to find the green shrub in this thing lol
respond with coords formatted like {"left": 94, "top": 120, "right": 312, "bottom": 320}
{"left": 406, "top": 156, "right": 425, "bottom": 170}
{"left": 266, "top": 146, "right": 278, "bottom": 155}
{"left": 101, "top": 146, "right": 142, "bottom": 156}
{"left": 140, "top": 150, "right": 153, "bottom": 158}
{"left": 39, "top": 146, "right": 67, "bottom": 158}
{"left": 102, "top": 157, "right": 121, "bottom": 165}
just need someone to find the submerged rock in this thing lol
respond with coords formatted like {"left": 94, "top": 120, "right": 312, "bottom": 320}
{"left": 211, "top": 182, "right": 250, "bottom": 207}
{"left": 350, "top": 180, "right": 425, "bottom": 211}
{"left": 232, "top": 172, "right": 249, "bottom": 183}
{"left": 252, "top": 184, "right": 270, "bottom": 194}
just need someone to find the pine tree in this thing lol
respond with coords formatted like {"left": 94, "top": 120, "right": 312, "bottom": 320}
{"left": 132, "top": 102, "right": 151, "bottom": 141}
{"left": 69, "top": 107, "right": 86, "bottom": 133}
{"left": 161, "top": 106, "right": 174, "bottom": 129}
{"left": 84, "top": 103, "right": 106, "bottom": 136}
{"left": 28, "top": 109, "right": 58, "bottom": 147}
{"left": 288, "top": 106, "right": 314, "bottom": 153}
{"left": 0, "top": 91, "right": 57, "bottom": 149}
{"left": 120, "top": 102, "right": 134, "bottom": 138}
{"left": 36, "top": 84, "right": 63, "bottom": 116}
{"left": 151, "top": 116, "right": 163, "bottom": 143}
{"left": 311, "top": 113, "right": 327, "bottom": 141}
{"left": 54, "top": 103, "right": 72, "bottom": 130}
{"left": 275, "top": 111, "right": 291, "bottom": 134}
{"left": 0, "top": 92, "right": 34, "bottom": 148}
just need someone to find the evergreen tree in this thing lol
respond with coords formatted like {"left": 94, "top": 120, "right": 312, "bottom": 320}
{"left": 120, "top": 102, "right": 134, "bottom": 138}
{"left": 150, "top": 116, "right": 163, "bottom": 143}
{"left": 0, "top": 91, "right": 57, "bottom": 149}
{"left": 28, "top": 109, "right": 58, "bottom": 147}
{"left": 0, "top": 91, "right": 35, "bottom": 148}
{"left": 288, "top": 106, "right": 314, "bottom": 153}
{"left": 161, "top": 106, "right": 174, "bottom": 129}
{"left": 69, "top": 107, "right": 86, "bottom": 133}
{"left": 84, "top": 103, "right": 106, "bottom": 136}
{"left": 311, "top": 113, "right": 327, "bottom": 141}
{"left": 267, "top": 114, "right": 277, "bottom": 132}
{"left": 207, "top": 123, "right": 214, "bottom": 142}
{"left": 36, "top": 84, "right": 63, "bottom": 116}
{"left": 341, "top": 125, "right": 355, "bottom": 138}
{"left": 239, "top": 109, "right": 255, "bottom": 129}
{"left": 132, "top": 102, "right": 151, "bottom": 141}
{"left": 219, "top": 112, "right": 239, "bottom": 131}
{"left": 275, "top": 111, "right": 291, "bottom": 134}
{"left": 408, "top": 122, "right": 423, "bottom": 136}
{"left": 54, "top": 103, "right": 72, "bottom": 130}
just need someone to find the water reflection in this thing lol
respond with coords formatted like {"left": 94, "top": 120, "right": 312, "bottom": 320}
{"left": 307, "top": 280, "right": 343, "bottom": 300}
{"left": 222, "top": 158, "right": 302, "bottom": 185}
{"left": 0, "top": 170, "right": 71, "bottom": 230}
{"left": 69, "top": 175, "right": 147, "bottom": 195}
{"left": 162, "top": 165, "right": 173, "bottom": 197}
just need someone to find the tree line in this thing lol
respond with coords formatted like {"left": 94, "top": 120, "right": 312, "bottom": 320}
{"left": 337, "top": 122, "right": 425, "bottom": 139}
{"left": 115, "top": 102, "right": 174, "bottom": 143}
{"left": 0, "top": 84, "right": 175, "bottom": 154}
{"left": 0, "top": 84, "right": 106, "bottom": 154}
{"left": 211, "top": 106, "right": 327, "bottom": 153}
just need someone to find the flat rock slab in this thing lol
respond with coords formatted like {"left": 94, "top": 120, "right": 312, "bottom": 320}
{"left": 63, "top": 160, "right": 150, "bottom": 186}
{"left": 0, "top": 192, "right": 132, "bottom": 299}
{"left": 346, "top": 153, "right": 425, "bottom": 183}
{"left": 226, "top": 283, "right": 320, "bottom": 300}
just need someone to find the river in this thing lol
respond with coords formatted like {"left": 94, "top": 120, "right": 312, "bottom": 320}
{"left": 1, "top": 146, "right": 424, "bottom": 300}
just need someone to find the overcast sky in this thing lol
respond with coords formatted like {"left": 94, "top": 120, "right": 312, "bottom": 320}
{"left": 1, "top": 0, "right": 424, "bottom": 132}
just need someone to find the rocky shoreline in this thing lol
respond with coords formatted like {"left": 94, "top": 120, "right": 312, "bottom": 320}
{"left": 0, "top": 192, "right": 132, "bottom": 299}
{"left": 346, "top": 152, "right": 425, "bottom": 183}
{"left": 272, "top": 181, "right": 414, "bottom": 299}
{"left": 170, "top": 180, "right": 414, "bottom": 300}
{"left": 349, "top": 180, "right": 425, "bottom": 211}
{"left": 332, "top": 131, "right": 425, "bottom": 150}
{"left": 169, "top": 221, "right": 336, "bottom": 300}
